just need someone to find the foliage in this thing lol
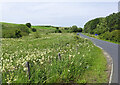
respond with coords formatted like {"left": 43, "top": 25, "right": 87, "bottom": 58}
{"left": 100, "top": 30, "right": 120, "bottom": 42}
{"left": 56, "top": 27, "right": 59, "bottom": 30}
{"left": 84, "top": 12, "right": 120, "bottom": 43}
{"left": 84, "top": 18, "right": 100, "bottom": 33}
{"left": 15, "top": 30, "right": 22, "bottom": 38}
{"left": 77, "top": 28, "right": 83, "bottom": 32}
{"left": 55, "top": 29, "right": 62, "bottom": 33}
{"left": 71, "top": 25, "right": 78, "bottom": 32}
{"left": 32, "top": 28, "right": 37, "bottom": 32}
{"left": 26, "top": 23, "right": 31, "bottom": 28}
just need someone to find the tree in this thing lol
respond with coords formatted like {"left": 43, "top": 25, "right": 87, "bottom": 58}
{"left": 26, "top": 23, "right": 31, "bottom": 28}
{"left": 71, "top": 25, "right": 78, "bottom": 32}
{"left": 56, "top": 27, "right": 59, "bottom": 30}
{"left": 77, "top": 28, "right": 83, "bottom": 32}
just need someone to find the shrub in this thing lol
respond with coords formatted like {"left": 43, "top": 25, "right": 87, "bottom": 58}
{"left": 71, "top": 25, "right": 78, "bottom": 32}
{"left": 110, "top": 30, "right": 120, "bottom": 42}
{"left": 26, "top": 23, "right": 31, "bottom": 28}
{"left": 100, "top": 30, "right": 120, "bottom": 43}
{"left": 77, "top": 28, "right": 83, "bottom": 32}
{"left": 55, "top": 29, "right": 62, "bottom": 33}
{"left": 32, "top": 28, "right": 37, "bottom": 32}
{"left": 15, "top": 30, "right": 22, "bottom": 38}
{"left": 64, "top": 27, "right": 69, "bottom": 30}
{"left": 101, "top": 31, "right": 110, "bottom": 40}
{"left": 56, "top": 27, "right": 59, "bottom": 30}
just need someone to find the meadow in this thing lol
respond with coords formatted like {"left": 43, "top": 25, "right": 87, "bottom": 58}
{"left": 1, "top": 28, "right": 109, "bottom": 83}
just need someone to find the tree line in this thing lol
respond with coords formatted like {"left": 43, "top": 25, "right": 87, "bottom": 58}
{"left": 84, "top": 12, "right": 120, "bottom": 43}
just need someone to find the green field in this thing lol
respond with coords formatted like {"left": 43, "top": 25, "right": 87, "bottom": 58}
{"left": 32, "top": 26, "right": 56, "bottom": 29}
{"left": 2, "top": 26, "right": 108, "bottom": 83}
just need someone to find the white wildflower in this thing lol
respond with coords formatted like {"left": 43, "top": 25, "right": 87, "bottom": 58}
{"left": 68, "top": 69, "right": 70, "bottom": 72}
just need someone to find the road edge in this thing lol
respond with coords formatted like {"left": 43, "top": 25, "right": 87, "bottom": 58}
{"left": 94, "top": 44, "right": 113, "bottom": 84}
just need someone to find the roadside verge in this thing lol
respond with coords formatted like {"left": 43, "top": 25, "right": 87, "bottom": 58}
{"left": 94, "top": 44, "right": 113, "bottom": 84}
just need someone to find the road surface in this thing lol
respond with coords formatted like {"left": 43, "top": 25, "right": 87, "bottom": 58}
{"left": 79, "top": 33, "right": 120, "bottom": 84}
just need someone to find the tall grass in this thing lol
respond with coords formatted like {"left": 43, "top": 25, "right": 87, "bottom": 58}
{"left": 2, "top": 32, "right": 108, "bottom": 83}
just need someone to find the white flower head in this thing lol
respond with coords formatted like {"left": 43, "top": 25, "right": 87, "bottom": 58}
{"left": 78, "top": 52, "right": 80, "bottom": 54}
{"left": 41, "top": 61, "right": 43, "bottom": 64}
{"left": 68, "top": 69, "right": 70, "bottom": 72}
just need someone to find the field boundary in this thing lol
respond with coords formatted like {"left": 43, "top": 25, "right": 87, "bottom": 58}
{"left": 94, "top": 44, "right": 113, "bottom": 84}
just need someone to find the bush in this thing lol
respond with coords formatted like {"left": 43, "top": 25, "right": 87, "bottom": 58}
{"left": 32, "top": 28, "right": 37, "bottom": 32}
{"left": 100, "top": 30, "right": 120, "bottom": 43}
{"left": 64, "top": 27, "right": 69, "bottom": 30}
{"left": 77, "top": 28, "right": 82, "bottom": 32}
{"left": 71, "top": 25, "right": 78, "bottom": 32}
{"left": 100, "top": 31, "right": 110, "bottom": 40}
{"left": 110, "top": 30, "right": 120, "bottom": 42}
{"left": 15, "top": 30, "right": 22, "bottom": 38}
{"left": 26, "top": 23, "right": 31, "bottom": 28}
{"left": 56, "top": 27, "right": 59, "bottom": 30}
{"left": 55, "top": 29, "right": 62, "bottom": 33}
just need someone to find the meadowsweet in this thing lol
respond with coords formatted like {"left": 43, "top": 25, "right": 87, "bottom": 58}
{"left": 68, "top": 69, "right": 70, "bottom": 72}
{"left": 89, "top": 49, "right": 91, "bottom": 52}
{"left": 24, "top": 68, "right": 27, "bottom": 71}
{"left": 40, "top": 61, "right": 43, "bottom": 64}
{"left": 80, "top": 63, "right": 82, "bottom": 66}
{"left": 73, "top": 55, "right": 75, "bottom": 58}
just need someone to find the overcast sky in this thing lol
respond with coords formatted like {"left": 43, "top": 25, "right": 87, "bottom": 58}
{"left": 1, "top": 1, "right": 119, "bottom": 27}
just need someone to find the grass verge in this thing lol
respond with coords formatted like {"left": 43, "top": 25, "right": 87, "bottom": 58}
{"left": 82, "top": 33, "right": 120, "bottom": 44}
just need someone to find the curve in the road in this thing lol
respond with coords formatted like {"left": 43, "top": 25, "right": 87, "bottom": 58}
{"left": 79, "top": 33, "right": 119, "bottom": 84}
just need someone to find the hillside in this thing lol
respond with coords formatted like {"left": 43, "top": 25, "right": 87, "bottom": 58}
{"left": 1, "top": 22, "right": 30, "bottom": 38}
{"left": 84, "top": 12, "right": 120, "bottom": 43}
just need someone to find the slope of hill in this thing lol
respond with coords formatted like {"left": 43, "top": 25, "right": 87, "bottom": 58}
{"left": 1, "top": 22, "right": 30, "bottom": 38}
{"left": 84, "top": 12, "right": 120, "bottom": 43}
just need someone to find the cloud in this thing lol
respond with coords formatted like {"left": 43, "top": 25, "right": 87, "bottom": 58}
{"left": 1, "top": 0, "right": 119, "bottom": 2}
{"left": 1, "top": 2, "right": 118, "bottom": 27}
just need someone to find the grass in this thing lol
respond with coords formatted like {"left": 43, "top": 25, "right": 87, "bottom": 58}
{"left": 1, "top": 22, "right": 30, "bottom": 38}
{"left": 32, "top": 26, "right": 56, "bottom": 30}
{"left": 2, "top": 27, "right": 109, "bottom": 84}
{"left": 82, "top": 33, "right": 120, "bottom": 44}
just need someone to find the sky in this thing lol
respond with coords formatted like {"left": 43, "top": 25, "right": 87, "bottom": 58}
{"left": 0, "top": 0, "right": 119, "bottom": 27}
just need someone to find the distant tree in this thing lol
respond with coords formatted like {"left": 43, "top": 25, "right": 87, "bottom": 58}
{"left": 55, "top": 29, "right": 62, "bottom": 33}
{"left": 77, "top": 28, "right": 83, "bottom": 32}
{"left": 71, "top": 25, "right": 78, "bottom": 32}
{"left": 26, "top": 23, "right": 31, "bottom": 28}
{"left": 56, "top": 27, "right": 59, "bottom": 30}
{"left": 64, "top": 27, "right": 69, "bottom": 30}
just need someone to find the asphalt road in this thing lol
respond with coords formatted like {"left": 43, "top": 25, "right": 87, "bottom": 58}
{"left": 79, "top": 33, "right": 120, "bottom": 84}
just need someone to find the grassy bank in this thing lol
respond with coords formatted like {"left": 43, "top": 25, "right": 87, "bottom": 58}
{"left": 1, "top": 22, "right": 30, "bottom": 38}
{"left": 2, "top": 30, "right": 108, "bottom": 83}
{"left": 82, "top": 33, "right": 120, "bottom": 44}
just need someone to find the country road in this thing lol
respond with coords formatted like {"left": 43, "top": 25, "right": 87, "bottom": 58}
{"left": 79, "top": 33, "right": 120, "bottom": 84}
